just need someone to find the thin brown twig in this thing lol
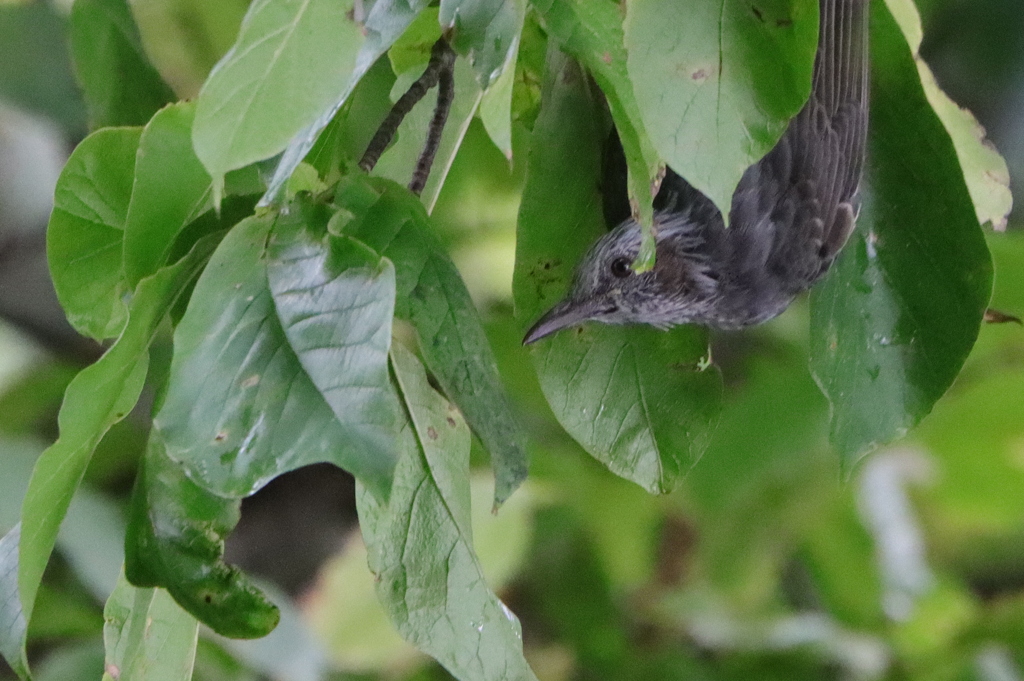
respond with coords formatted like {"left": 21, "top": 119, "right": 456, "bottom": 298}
{"left": 409, "top": 46, "right": 455, "bottom": 195}
{"left": 358, "top": 38, "right": 456, "bottom": 174}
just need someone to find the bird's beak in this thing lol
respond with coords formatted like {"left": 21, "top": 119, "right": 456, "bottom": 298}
{"left": 523, "top": 298, "right": 610, "bottom": 345}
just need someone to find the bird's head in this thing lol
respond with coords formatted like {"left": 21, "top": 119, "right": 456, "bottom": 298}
{"left": 523, "top": 216, "right": 723, "bottom": 344}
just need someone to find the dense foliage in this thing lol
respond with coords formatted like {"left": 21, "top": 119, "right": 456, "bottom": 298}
{"left": 0, "top": 0, "right": 1020, "bottom": 679}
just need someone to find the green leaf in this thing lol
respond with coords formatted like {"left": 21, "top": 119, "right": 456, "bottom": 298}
{"left": 514, "top": 48, "right": 721, "bottom": 493}
{"left": 102, "top": 570, "right": 199, "bottom": 681}
{"left": 266, "top": 201, "right": 401, "bottom": 498}
{"left": 18, "top": 237, "right": 218, "bottom": 666}
{"left": 356, "top": 343, "right": 537, "bottom": 681}
{"left": 69, "top": 0, "right": 175, "bottom": 128}
{"left": 439, "top": 0, "right": 523, "bottom": 89}
{"left": 624, "top": 0, "right": 818, "bottom": 216}
{"left": 881, "top": 0, "right": 1013, "bottom": 230}
{"left": 477, "top": 0, "right": 525, "bottom": 158}
{"left": 532, "top": 0, "right": 660, "bottom": 267}
{"left": 808, "top": 2, "right": 993, "bottom": 471}
{"left": 196, "top": 0, "right": 426, "bottom": 205}
{"left": 335, "top": 176, "right": 527, "bottom": 506}
{"left": 0, "top": 526, "right": 29, "bottom": 680}
{"left": 155, "top": 214, "right": 397, "bottom": 501}
{"left": 123, "top": 102, "right": 213, "bottom": 287}
{"left": 47, "top": 127, "right": 141, "bottom": 341}
{"left": 192, "top": 0, "right": 366, "bottom": 198}
{"left": 125, "top": 434, "right": 279, "bottom": 639}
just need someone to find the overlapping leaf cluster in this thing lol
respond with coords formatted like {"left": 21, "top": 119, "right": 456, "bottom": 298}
{"left": 0, "top": 0, "right": 1010, "bottom": 678}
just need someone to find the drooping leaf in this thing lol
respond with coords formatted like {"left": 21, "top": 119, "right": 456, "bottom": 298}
{"left": 514, "top": 48, "right": 721, "bottom": 493}
{"left": 256, "top": 0, "right": 432, "bottom": 204}
{"left": 624, "top": 0, "right": 818, "bottom": 217}
{"left": 0, "top": 526, "right": 29, "bottom": 680}
{"left": 881, "top": 0, "right": 1013, "bottom": 230}
{"left": 439, "top": 0, "right": 523, "bottom": 89}
{"left": 532, "top": 0, "right": 660, "bottom": 268}
{"left": 155, "top": 214, "right": 397, "bottom": 501}
{"left": 193, "top": 0, "right": 368, "bottom": 200}
{"left": 808, "top": 2, "right": 993, "bottom": 471}
{"left": 477, "top": 0, "right": 525, "bottom": 158}
{"left": 69, "top": 0, "right": 175, "bottom": 128}
{"left": 266, "top": 201, "right": 401, "bottom": 499}
{"left": 334, "top": 176, "right": 527, "bottom": 506}
{"left": 47, "top": 127, "right": 141, "bottom": 340}
{"left": 101, "top": 570, "right": 199, "bottom": 681}
{"left": 356, "top": 343, "right": 537, "bottom": 681}
{"left": 125, "top": 434, "right": 279, "bottom": 639}
{"left": 123, "top": 102, "right": 212, "bottom": 287}
{"left": 18, "top": 237, "right": 219, "bottom": 667}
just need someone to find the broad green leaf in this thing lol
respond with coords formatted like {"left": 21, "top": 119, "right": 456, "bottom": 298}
{"left": 127, "top": 0, "right": 250, "bottom": 98}
{"left": 334, "top": 176, "right": 527, "bottom": 506}
{"left": 212, "top": 0, "right": 426, "bottom": 206}
{"left": 357, "top": 343, "right": 537, "bottom": 681}
{"left": 125, "top": 434, "right": 279, "bottom": 639}
{"left": 193, "top": 0, "right": 365, "bottom": 199}
{"left": 624, "top": 0, "right": 818, "bottom": 216}
{"left": 124, "top": 102, "right": 212, "bottom": 287}
{"left": 882, "top": 0, "right": 1012, "bottom": 230}
{"left": 808, "top": 2, "right": 993, "bottom": 471}
{"left": 308, "top": 474, "right": 533, "bottom": 672}
{"left": 532, "top": 0, "right": 660, "bottom": 268}
{"left": 266, "top": 201, "right": 401, "bottom": 497}
{"left": 514, "top": 48, "right": 721, "bottom": 493}
{"left": 18, "top": 237, "right": 218, "bottom": 667}
{"left": 439, "top": 0, "right": 522, "bottom": 89}
{"left": 477, "top": 0, "right": 525, "bottom": 158}
{"left": 47, "top": 127, "right": 141, "bottom": 340}
{"left": 374, "top": 56, "right": 484, "bottom": 212}
{"left": 155, "top": 214, "right": 397, "bottom": 500}
{"left": 0, "top": 526, "right": 29, "bottom": 680}
{"left": 69, "top": 0, "right": 175, "bottom": 129}
{"left": 102, "top": 570, "right": 199, "bottom": 681}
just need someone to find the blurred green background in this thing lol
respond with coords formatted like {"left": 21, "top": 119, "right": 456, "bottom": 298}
{"left": 1, "top": 0, "right": 1023, "bottom": 679}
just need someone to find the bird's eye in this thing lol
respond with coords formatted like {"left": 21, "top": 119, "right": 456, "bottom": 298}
{"left": 610, "top": 257, "right": 632, "bottom": 278}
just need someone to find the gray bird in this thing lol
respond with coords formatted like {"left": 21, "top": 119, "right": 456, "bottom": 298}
{"left": 524, "top": 0, "right": 870, "bottom": 344}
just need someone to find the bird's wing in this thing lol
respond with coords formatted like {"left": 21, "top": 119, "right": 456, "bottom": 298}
{"left": 731, "top": 0, "right": 870, "bottom": 290}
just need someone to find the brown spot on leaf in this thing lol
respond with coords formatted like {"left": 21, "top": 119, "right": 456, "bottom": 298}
{"left": 602, "top": 51, "right": 612, "bottom": 64}
{"left": 446, "top": 417, "right": 457, "bottom": 427}
{"left": 985, "top": 308, "right": 1022, "bottom": 325}
{"left": 776, "top": 18, "right": 793, "bottom": 28}
{"left": 692, "top": 68, "right": 708, "bottom": 82}
{"left": 751, "top": 5, "right": 764, "bottom": 21}
{"left": 214, "top": 431, "right": 227, "bottom": 442}
{"left": 427, "top": 426, "right": 439, "bottom": 440}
